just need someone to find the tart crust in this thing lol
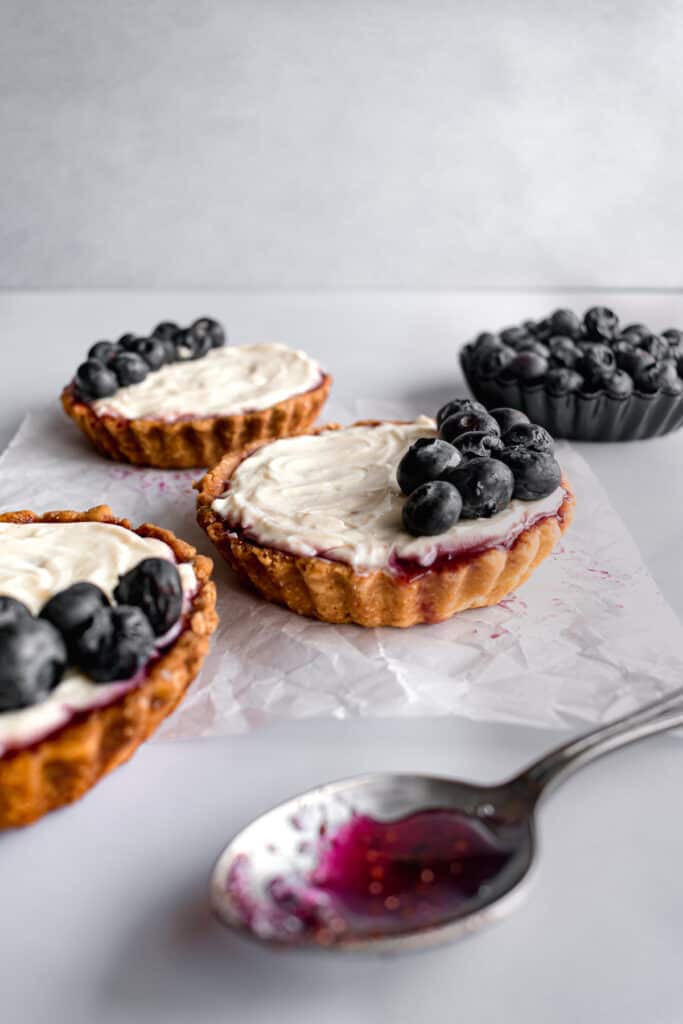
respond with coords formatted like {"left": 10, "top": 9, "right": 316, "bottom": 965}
{"left": 196, "top": 422, "right": 575, "bottom": 629}
{"left": 61, "top": 372, "right": 332, "bottom": 469}
{"left": 0, "top": 505, "right": 218, "bottom": 828}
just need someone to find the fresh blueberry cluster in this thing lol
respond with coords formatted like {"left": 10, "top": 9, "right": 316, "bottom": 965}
{"left": 0, "top": 558, "right": 183, "bottom": 711}
{"left": 73, "top": 317, "right": 227, "bottom": 401}
{"left": 464, "top": 307, "right": 683, "bottom": 399}
{"left": 398, "top": 399, "right": 562, "bottom": 537}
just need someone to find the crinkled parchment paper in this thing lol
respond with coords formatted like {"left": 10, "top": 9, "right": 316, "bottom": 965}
{"left": 1, "top": 402, "right": 682, "bottom": 736}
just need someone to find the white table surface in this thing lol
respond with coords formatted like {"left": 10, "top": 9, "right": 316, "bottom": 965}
{"left": 1, "top": 291, "right": 682, "bottom": 1024}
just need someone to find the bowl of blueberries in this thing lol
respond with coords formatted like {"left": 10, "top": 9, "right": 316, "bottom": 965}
{"left": 460, "top": 306, "right": 683, "bottom": 441}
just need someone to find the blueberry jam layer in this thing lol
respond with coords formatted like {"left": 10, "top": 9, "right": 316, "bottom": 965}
{"left": 224, "top": 809, "right": 515, "bottom": 946}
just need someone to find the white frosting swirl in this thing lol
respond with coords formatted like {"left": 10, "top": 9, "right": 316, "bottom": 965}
{"left": 91, "top": 343, "right": 323, "bottom": 420}
{"left": 0, "top": 522, "right": 197, "bottom": 753}
{"left": 212, "top": 419, "right": 565, "bottom": 573}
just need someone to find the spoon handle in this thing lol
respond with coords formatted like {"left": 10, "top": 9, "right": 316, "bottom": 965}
{"left": 516, "top": 685, "right": 683, "bottom": 799}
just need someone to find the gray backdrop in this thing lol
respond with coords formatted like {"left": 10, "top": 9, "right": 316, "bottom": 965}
{"left": 2, "top": 0, "right": 682, "bottom": 290}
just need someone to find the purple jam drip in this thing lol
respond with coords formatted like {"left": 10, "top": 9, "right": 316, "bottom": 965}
{"left": 227, "top": 808, "right": 515, "bottom": 946}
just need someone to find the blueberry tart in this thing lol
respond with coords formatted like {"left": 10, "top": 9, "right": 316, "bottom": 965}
{"left": 196, "top": 403, "right": 574, "bottom": 628}
{"left": 460, "top": 306, "right": 683, "bottom": 441}
{"left": 0, "top": 506, "right": 217, "bottom": 828}
{"left": 62, "top": 317, "right": 332, "bottom": 468}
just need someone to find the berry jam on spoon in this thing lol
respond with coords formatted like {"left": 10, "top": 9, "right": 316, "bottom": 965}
{"left": 211, "top": 686, "right": 683, "bottom": 953}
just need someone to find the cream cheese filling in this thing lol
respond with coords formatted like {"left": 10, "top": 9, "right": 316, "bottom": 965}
{"left": 90, "top": 343, "right": 323, "bottom": 420}
{"left": 211, "top": 419, "right": 565, "bottom": 573}
{"left": 0, "top": 522, "right": 197, "bottom": 753}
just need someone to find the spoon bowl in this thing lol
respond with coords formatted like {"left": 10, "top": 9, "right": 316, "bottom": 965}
{"left": 210, "top": 772, "right": 537, "bottom": 952}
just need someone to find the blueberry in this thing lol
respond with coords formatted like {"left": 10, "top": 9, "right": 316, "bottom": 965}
{"left": 549, "top": 309, "right": 581, "bottom": 338}
{"left": 638, "top": 334, "right": 669, "bottom": 361}
{"left": 152, "top": 321, "right": 179, "bottom": 341}
{"left": 576, "top": 344, "right": 616, "bottom": 387}
{"left": 191, "top": 317, "right": 226, "bottom": 349}
{"left": 402, "top": 481, "right": 463, "bottom": 536}
{"left": 635, "top": 362, "right": 682, "bottom": 395}
{"left": 158, "top": 338, "right": 178, "bottom": 364}
{"left": 133, "top": 337, "right": 169, "bottom": 370}
{"left": 88, "top": 341, "right": 119, "bottom": 364}
{"left": 71, "top": 606, "right": 155, "bottom": 683}
{"left": 612, "top": 339, "right": 635, "bottom": 362}
{"left": 545, "top": 367, "right": 584, "bottom": 396}
{"left": 396, "top": 438, "right": 460, "bottom": 495}
{"left": 440, "top": 409, "right": 501, "bottom": 443}
{"left": 472, "top": 332, "right": 500, "bottom": 350}
{"left": 450, "top": 430, "right": 505, "bottom": 460}
{"left": 474, "top": 344, "right": 515, "bottom": 379}
{"left": 172, "top": 328, "right": 195, "bottom": 360}
{"left": 40, "top": 582, "right": 109, "bottom": 650}
{"left": 662, "top": 328, "right": 683, "bottom": 350}
{"left": 533, "top": 317, "right": 552, "bottom": 340}
{"left": 75, "top": 358, "right": 119, "bottom": 400}
{"left": 435, "top": 398, "right": 486, "bottom": 428}
{"left": 620, "top": 323, "right": 650, "bottom": 341}
{"left": 584, "top": 306, "right": 619, "bottom": 340}
{"left": 0, "top": 596, "right": 32, "bottom": 629}
{"left": 507, "top": 351, "right": 549, "bottom": 382}
{"left": 498, "top": 447, "right": 562, "bottom": 501}
{"left": 500, "top": 326, "right": 529, "bottom": 347}
{"left": 118, "top": 333, "right": 137, "bottom": 349}
{"left": 516, "top": 339, "right": 550, "bottom": 359}
{"left": 114, "top": 558, "right": 183, "bottom": 637}
{"left": 110, "top": 352, "right": 149, "bottom": 387}
{"left": 616, "top": 346, "right": 655, "bottom": 377}
{"left": 548, "top": 336, "right": 582, "bottom": 368}
{"left": 0, "top": 619, "right": 66, "bottom": 710}
{"left": 605, "top": 369, "right": 634, "bottom": 399}
{"left": 444, "top": 457, "right": 514, "bottom": 519}
{"left": 490, "top": 407, "right": 529, "bottom": 433}
{"left": 503, "top": 422, "right": 554, "bottom": 452}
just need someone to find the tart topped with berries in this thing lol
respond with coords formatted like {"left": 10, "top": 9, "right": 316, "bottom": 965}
{"left": 0, "top": 507, "right": 217, "bottom": 828}
{"left": 62, "top": 317, "right": 332, "bottom": 468}
{"left": 461, "top": 305, "right": 683, "bottom": 441}
{"left": 196, "top": 400, "right": 574, "bottom": 628}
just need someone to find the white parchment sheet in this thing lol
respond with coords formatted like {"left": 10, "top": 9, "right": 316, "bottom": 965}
{"left": 1, "top": 402, "right": 682, "bottom": 735}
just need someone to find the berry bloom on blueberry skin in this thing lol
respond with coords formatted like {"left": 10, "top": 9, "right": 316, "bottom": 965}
{"left": 489, "top": 407, "right": 529, "bottom": 434}
{"left": 450, "top": 430, "right": 503, "bottom": 460}
{"left": 0, "top": 595, "right": 32, "bottom": 629}
{"left": 436, "top": 397, "right": 486, "bottom": 429}
{"left": 497, "top": 448, "right": 562, "bottom": 501}
{"left": 402, "top": 480, "right": 463, "bottom": 537}
{"left": 440, "top": 409, "right": 500, "bottom": 444}
{"left": 396, "top": 438, "right": 460, "bottom": 496}
{"left": 584, "top": 306, "right": 619, "bottom": 340}
{"left": 88, "top": 340, "right": 119, "bottom": 364}
{"left": 0, "top": 618, "right": 67, "bottom": 711}
{"left": 549, "top": 308, "right": 582, "bottom": 338}
{"left": 110, "top": 351, "right": 149, "bottom": 387}
{"left": 502, "top": 422, "right": 554, "bottom": 453}
{"left": 40, "top": 583, "right": 110, "bottom": 653}
{"left": 75, "top": 359, "right": 119, "bottom": 400}
{"left": 114, "top": 558, "right": 183, "bottom": 637}
{"left": 444, "top": 457, "right": 514, "bottom": 519}
{"left": 71, "top": 605, "right": 156, "bottom": 683}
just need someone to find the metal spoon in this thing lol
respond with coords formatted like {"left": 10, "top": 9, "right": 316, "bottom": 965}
{"left": 211, "top": 686, "right": 683, "bottom": 953}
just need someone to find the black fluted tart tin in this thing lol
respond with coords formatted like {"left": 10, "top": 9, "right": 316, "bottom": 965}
{"left": 456, "top": 303, "right": 683, "bottom": 440}
{"left": 460, "top": 345, "right": 683, "bottom": 441}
